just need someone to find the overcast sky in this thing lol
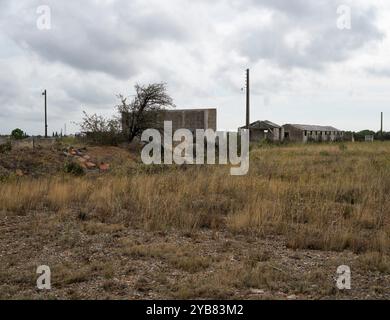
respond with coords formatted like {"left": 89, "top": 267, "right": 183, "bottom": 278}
{"left": 1, "top": 0, "right": 390, "bottom": 135}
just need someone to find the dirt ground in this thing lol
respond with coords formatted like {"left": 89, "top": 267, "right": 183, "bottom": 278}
{"left": 0, "top": 211, "right": 389, "bottom": 300}
{"left": 1, "top": 142, "right": 390, "bottom": 300}
{"left": 0, "top": 144, "right": 136, "bottom": 178}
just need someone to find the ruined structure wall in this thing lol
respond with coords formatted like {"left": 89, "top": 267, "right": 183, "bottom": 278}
{"left": 122, "top": 109, "right": 217, "bottom": 136}
{"left": 283, "top": 125, "right": 304, "bottom": 142}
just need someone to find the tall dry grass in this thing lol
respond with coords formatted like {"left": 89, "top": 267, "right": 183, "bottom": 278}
{"left": 1, "top": 142, "right": 389, "bottom": 254}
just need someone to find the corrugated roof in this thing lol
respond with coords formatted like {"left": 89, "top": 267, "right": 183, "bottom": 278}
{"left": 262, "top": 120, "right": 281, "bottom": 128}
{"left": 244, "top": 120, "right": 281, "bottom": 129}
{"left": 164, "top": 108, "right": 216, "bottom": 112}
{"left": 286, "top": 124, "right": 341, "bottom": 131}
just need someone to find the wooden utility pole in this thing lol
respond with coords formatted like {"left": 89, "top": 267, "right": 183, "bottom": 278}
{"left": 42, "top": 90, "right": 48, "bottom": 138}
{"left": 246, "top": 69, "right": 250, "bottom": 129}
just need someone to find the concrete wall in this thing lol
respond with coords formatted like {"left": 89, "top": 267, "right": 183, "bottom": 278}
{"left": 283, "top": 125, "right": 305, "bottom": 142}
{"left": 250, "top": 129, "right": 267, "bottom": 142}
{"left": 250, "top": 127, "right": 284, "bottom": 142}
{"left": 274, "top": 127, "right": 285, "bottom": 142}
{"left": 160, "top": 109, "right": 217, "bottom": 132}
{"left": 283, "top": 125, "right": 344, "bottom": 143}
{"left": 10, "top": 137, "right": 56, "bottom": 150}
{"left": 306, "top": 131, "right": 343, "bottom": 142}
{"left": 122, "top": 109, "right": 217, "bottom": 137}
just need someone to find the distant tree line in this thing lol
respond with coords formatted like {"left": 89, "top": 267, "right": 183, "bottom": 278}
{"left": 344, "top": 130, "right": 390, "bottom": 141}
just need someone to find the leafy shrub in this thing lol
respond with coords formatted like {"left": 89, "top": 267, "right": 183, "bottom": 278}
{"left": 0, "top": 142, "right": 11, "bottom": 153}
{"left": 79, "top": 112, "right": 125, "bottom": 146}
{"left": 11, "top": 128, "right": 25, "bottom": 140}
{"left": 64, "top": 161, "right": 85, "bottom": 176}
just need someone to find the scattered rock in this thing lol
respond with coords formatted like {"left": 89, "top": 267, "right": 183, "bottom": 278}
{"left": 64, "top": 147, "right": 108, "bottom": 173}
{"left": 287, "top": 294, "right": 297, "bottom": 300}
{"left": 250, "top": 289, "right": 265, "bottom": 295}
{"left": 77, "top": 157, "right": 88, "bottom": 164}
{"left": 86, "top": 161, "right": 97, "bottom": 169}
{"left": 99, "top": 163, "right": 110, "bottom": 171}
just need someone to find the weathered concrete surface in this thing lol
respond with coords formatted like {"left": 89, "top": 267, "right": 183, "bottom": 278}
{"left": 10, "top": 137, "right": 56, "bottom": 150}
{"left": 283, "top": 124, "right": 344, "bottom": 143}
{"left": 122, "top": 108, "right": 217, "bottom": 137}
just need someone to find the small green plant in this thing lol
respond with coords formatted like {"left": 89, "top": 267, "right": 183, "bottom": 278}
{"left": 0, "top": 165, "right": 10, "bottom": 182}
{"left": 319, "top": 151, "right": 330, "bottom": 156}
{"left": 257, "top": 138, "right": 274, "bottom": 147}
{"left": 339, "top": 143, "right": 348, "bottom": 151}
{"left": 0, "top": 142, "right": 11, "bottom": 153}
{"left": 11, "top": 128, "right": 26, "bottom": 140}
{"left": 64, "top": 161, "right": 85, "bottom": 176}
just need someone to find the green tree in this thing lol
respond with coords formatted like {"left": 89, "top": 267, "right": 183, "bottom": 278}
{"left": 11, "top": 128, "right": 25, "bottom": 140}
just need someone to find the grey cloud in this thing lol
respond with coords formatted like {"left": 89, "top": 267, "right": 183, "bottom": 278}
{"left": 236, "top": 1, "right": 383, "bottom": 70}
{"left": 0, "top": 0, "right": 388, "bottom": 134}
{"left": 3, "top": 1, "right": 189, "bottom": 79}
{"left": 61, "top": 76, "right": 119, "bottom": 108}
{"left": 366, "top": 67, "right": 390, "bottom": 78}
{"left": 3, "top": 0, "right": 383, "bottom": 77}
{"left": 0, "top": 72, "right": 20, "bottom": 107}
{"left": 252, "top": 0, "right": 315, "bottom": 17}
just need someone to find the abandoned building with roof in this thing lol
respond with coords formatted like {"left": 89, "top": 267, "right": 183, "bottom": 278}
{"left": 242, "top": 120, "right": 283, "bottom": 142}
{"left": 243, "top": 121, "right": 344, "bottom": 143}
{"left": 283, "top": 124, "right": 344, "bottom": 142}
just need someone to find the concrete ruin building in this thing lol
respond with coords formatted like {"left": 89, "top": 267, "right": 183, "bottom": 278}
{"left": 242, "top": 120, "right": 284, "bottom": 142}
{"left": 121, "top": 108, "right": 217, "bottom": 136}
{"left": 240, "top": 120, "right": 344, "bottom": 143}
{"left": 282, "top": 124, "right": 344, "bottom": 142}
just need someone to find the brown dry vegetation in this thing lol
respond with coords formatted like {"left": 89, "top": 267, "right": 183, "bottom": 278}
{"left": 0, "top": 142, "right": 390, "bottom": 299}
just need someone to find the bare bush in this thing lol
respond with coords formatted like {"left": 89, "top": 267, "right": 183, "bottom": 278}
{"left": 118, "top": 83, "right": 175, "bottom": 142}
{"left": 79, "top": 111, "right": 123, "bottom": 145}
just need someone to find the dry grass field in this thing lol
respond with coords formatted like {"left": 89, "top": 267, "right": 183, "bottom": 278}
{"left": 0, "top": 141, "right": 389, "bottom": 299}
